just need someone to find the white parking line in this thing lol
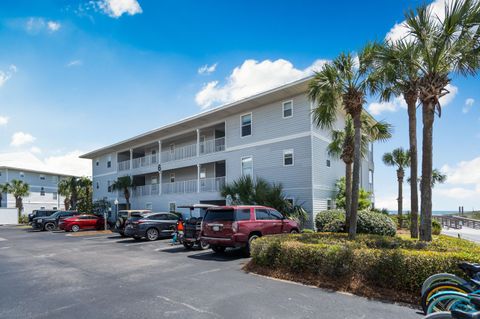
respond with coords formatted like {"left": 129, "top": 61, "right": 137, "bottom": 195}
{"left": 0, "top": 237, "right": 7, "bottom": 241}
{"left": 124, "top": 241, "right": 161, "bottom": 247}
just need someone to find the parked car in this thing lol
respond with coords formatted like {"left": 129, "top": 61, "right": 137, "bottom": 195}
{"left": 28, "top": 209, "right": 57, "bottom": 224}
{"left": 201, "top": 206, "right": 299, "bottom": 254}
{"left": 32, "top": 211, "right": 79, "bottom": 231}
{"left": 177, "top": 204, "right": 217, "bottom": 250}
{"left": 59, "top": 214, "right": 105, "bottom": 232}
{"left": 124, "top": 212, "right": 180, "bottom": 241}
{"left": 113, "top": 210, "right": 151, "bottom": 237}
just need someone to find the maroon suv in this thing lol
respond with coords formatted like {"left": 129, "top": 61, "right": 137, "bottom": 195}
{"left": 200, "top": 205, "right": 300, "bottom": 254}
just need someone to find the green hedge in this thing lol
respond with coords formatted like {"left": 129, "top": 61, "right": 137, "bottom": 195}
{"left": 250, "top": 233, "right": 480, "bottom": 295}
{"left": 315, "top": 210, "right": 396, "bottom": 236}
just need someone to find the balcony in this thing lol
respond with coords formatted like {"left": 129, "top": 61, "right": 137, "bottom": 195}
{"left": 161, "top": 177, "right": 226, "bottom": 195}
{"left": 118, "top": 160, "right": 130, "bottom": 171}
{"left": 200, "top": 176, "right": 226, "bottom": 192}
{"left": 132, "top": 153, "right": 159, "bottom": 169}
{"left": 133, "top": 184, "right": 159, "bottom": 197}
{"left": 200, "top": 137, "right": 225, "bottom": 155}
{"left": 161, "top": 143, "right": 197, "bottom": 163}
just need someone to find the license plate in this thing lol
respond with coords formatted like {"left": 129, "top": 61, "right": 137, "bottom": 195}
{"left": 212, "top": 226, "right": 220, "bottom": 231}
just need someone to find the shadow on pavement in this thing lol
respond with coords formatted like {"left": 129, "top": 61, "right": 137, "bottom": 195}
{"left": 187, "top": 248, "right": 248, "bottom": 262}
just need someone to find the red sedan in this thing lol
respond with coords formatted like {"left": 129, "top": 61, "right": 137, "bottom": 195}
{"left": 59, "top": 215, "right": 105, "bottom": 232}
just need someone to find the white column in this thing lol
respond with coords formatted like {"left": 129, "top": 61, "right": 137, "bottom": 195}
{"left": 196, "top": 129, "right": 200, "bottom": 157}
{"left": 158, "top": 140, "right": 162, "bottom": 196}
{"left": 129, "top": 149, "right": 133, "bottom": 169}
{"left": 197, "top": 164, "right": 201, "bottom": 193}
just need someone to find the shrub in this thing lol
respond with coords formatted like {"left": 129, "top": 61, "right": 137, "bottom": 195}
{"left": 315, "top": 210, "right": 396, "bottom": 236}
{"left": 18, "top": 214, "right": 29, "bottom": 224}
{"left": 302, "top": 229, "right": 315, "bottom": 234}
{"left": 250, "top": 233, "right": 480, "bottom": 296}
{"left": 432, "top": 219, "right": 442, "bottom": 235}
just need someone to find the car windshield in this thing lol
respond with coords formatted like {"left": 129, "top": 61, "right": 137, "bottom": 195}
{"left": 203, "top": 209, "right": 235, "bottom": 222}
{"left": 49, "top": 211, "right": 62, "bottom": 218}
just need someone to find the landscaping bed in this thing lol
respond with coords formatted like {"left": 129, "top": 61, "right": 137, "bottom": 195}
{"left": 246, "top": 232, "right": 480, "bottom": 305}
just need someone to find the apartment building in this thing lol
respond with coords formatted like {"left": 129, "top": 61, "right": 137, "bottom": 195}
{"left": 81, "top": 77, "right": 375, "bottom": 227}
{"left": 0, "top": 166, "right": 71, "bottom": 213}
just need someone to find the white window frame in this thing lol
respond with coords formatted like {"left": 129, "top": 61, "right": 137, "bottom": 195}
{"left": 169, "top": 202, "right": 176, "bottom": 212}
{"left": 145, "top": 202, "right": 153, "bottom": 210}
{"left": 241, "top": 156, "right": 253, "bottom": 177}
{"left": 170, "top": 173, "right": 175, "bottom": 183}
{"left": 200, "top": 167, "right": 207, "bottom": 179}
{"left": 327, "top": 198, "right": 333, "bottom": 210}
{"left": 326, "top": 158, "right": 331, "bottom": 168}
{"left": 282, "top": 100, "right": 293, "bottom": 119}
{"left": 40, "top": 175, "right": 45, "bottom": 180}
{"left": 107, "top": 155, "right": 112, "bottom": 168}
{"left": 283, "top": 149, "right": 294, "bottom": 167}
{"left": 40, "top": 187, "right": 45, "bottom": 196}
{"left": 240, "top": 112, "right": 252, "bottom": 138}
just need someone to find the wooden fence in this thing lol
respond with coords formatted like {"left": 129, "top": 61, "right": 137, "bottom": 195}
{"left": 433, "top": 215, "right": 480, "bottom": 230}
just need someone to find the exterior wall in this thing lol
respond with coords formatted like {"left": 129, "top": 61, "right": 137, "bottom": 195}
{"left": 0, "top": 168, "right": 68, "bottom": 213}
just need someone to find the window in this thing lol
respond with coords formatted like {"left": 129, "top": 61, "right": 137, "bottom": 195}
{"left": 52, "top": 176, "right": 58, "bottom": 183}
{"left": 169, "top": 202, "right": 176, "bottom": 212}
{"left": 241, "top": 156, "right": 253, "bottom": 177}
{"left": 20, "top": 172, "right": 25, "bottom": 178}
{"left": 96, "top": 160, "right": 99, "bottom": 166}
{"left": 327, "top": 199, "right": 333, "bottom": 210}
{"left": 282, "top": 100, "right": 293, "bottom": 118}
{"left": 53, "top": 192, "right": 57, "bottom": 200}
{"left": 170, "top": 173, "right": 175, "bottom": 183}
{"left": 241, "top": 113, "right": 252, "bottom": 137}
{"left": 200, "top": 167, "right": 206, "bottom": 179}
{"left": 107, "top": 181, "right": 111, "bottom": 193}
{"left": 96, "top": 182, "right": 99, "bottom": 189}
{"left": 283, "top": 150, "right": 294, "bottom": 166}
{"left": 40, "top": 187, "right": 45, "bottom": 196}
{"left": 269, "top": 209, "right": 284, "bottom": 220}
{"left": 53, "top": 207, "right": 57, "bottom": 210}
{"left": 326, "top": 159, "right": 331, "bottom": 167}
{"left": 145, "top": 203, "right": 153, "bottom": 210}
{"left": 235, "top": 209, "right": 251, "bottom": 221}
{"left": 255, "top": 208, "right": 270, "bottom": 220}
{"left": 107, "top": 155, "right": 112, "bottom": 168}
{"left": 369, "top": 169, "right": 374, "bottom": 184}
{"left": 151, "top": 177, "right": 158, "bottom": 184}
{"left": 40, "top": 175, "right": 45, "bottom": 180}
{"left": 40, "top": 206, "right": 46, "bottom": 210}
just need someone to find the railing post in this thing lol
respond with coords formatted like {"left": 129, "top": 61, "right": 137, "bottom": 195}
{"left": 197, "top": 164, "right": 200, "bottom": 193}
{"left": 196, "top": 129, "right": 200, "bottom": 157}
{"left": 129, "top": 149, "right": 133, "bottom": 169}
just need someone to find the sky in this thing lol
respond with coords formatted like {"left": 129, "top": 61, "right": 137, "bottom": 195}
{"left": 0, "top": 0, "right": 479, "bottom": 211}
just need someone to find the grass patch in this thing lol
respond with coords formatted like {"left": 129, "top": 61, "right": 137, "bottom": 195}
{"left": 246, "top": 233, "right": 480, "bottom": 305}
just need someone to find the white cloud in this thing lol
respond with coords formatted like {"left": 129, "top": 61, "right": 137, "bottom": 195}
{"left": 198, "top": 63, "right": 217, "bottom": 75}
{"left": 436, "top": 156, "right": 480, "bottom": 200}
{"left": 386, "top": 0, "right": 446, "bottom": 42}
{"left": 463, "top": 98, "right": 475, "bottom": 114}
{"left": 66, "top": 60, "right": 82, "bottom": 67}
{"left": 0, "top": 151, "right": 91, "bottom": 176}
{"left": 10, "top": 132, "right": 36, "bottom": 147}
{"left": 0, "top": 65, "right": 17, "bottom": 87}
{"left": 0, "top": 116, "right": 9, "bottom": 126}
{"left": 439, "top": 84, "right": 458, "bottom": 106}
{"left": 97, "top": 0, "right": 142, "bottom": 18}
{"left": 195, "top": 58, "right": 328, "bottom": 109}
{"left": 374, "top": 195, "right": 405, "bottom": 211}
{"left": 47, "top": 21, "right": 61, "bottom": 32}
{"left": 30, "top": 146, "right": 42, "bottom": 154}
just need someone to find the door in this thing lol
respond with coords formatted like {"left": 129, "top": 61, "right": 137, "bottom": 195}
{"left": 254, "top": 208, "right": 274, "bottom": 235}
{"left": 268, "top": 209, "right": 285, "bottom": 234}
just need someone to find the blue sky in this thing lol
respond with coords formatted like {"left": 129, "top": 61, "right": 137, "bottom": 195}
{"left": 0, "top": 0, "right": 479, "bottom": 211}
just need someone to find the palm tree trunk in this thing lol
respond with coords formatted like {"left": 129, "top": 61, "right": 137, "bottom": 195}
{"left": 397, "top": 169, "right": 404, "bottom": 228}
{"left": 420, "top": 101, "right": 434, "bottom": 241}
{"left": 349, "top": 112, "right": 362, "bottom": 239}
{"left": 406, "top": 94, "right": 419, "bottom": 238}
{"left": 125, "top": 189, "right": 130, "bottom": 210}
{"left": 345, "top": 162, "right": 353, "bottom": 230}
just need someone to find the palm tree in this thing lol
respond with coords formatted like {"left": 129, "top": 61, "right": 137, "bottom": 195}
{"left": 6, "top": 179, "right": 30, "bottom": 220}
{"left": 58, "top": 179, "right": 71, "bottom": 210}
{"left": 0, "top": 183, "right": 9, "bottom": 207}
{"left": 111, "top": 176, "right": 135, "bottom": 209}
{"left": 408, "top": 168, "right": 447, "bottom": 188}
{"left": 403, "top": 0, "right": 480, "bottom": 240}
{"left": 373, "top": 40, "right": 421, "bottom": 238}
{"left": 63, "top": 177, "right": 80, "bottom": 210}
{"left": 309, "top": 45, "right": 379, "bottom": 239}
{"left": 327, "top": 114, "right": 392, "bottom": 227}
{"left": 77, "top": 177, "right": 93, "bottom": 213}
{"left": 382, "top": 148, "right": 411, "bottom": 228}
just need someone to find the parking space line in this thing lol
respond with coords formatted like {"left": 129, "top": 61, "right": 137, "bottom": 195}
{"left": 0, "top": 237, "right": 7, "bottom": 241}
{"left": 124, "top": 241, "right": 161, "bottom": 247}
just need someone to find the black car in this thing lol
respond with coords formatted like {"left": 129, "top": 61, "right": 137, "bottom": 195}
{"left": 32, "top": 211, "right": 79, "bottom": 231}
{"left": 113, "top": 210, "right": 152, "bottom": 237}
{"left": 124, "top": 212, "right": 179, "bottom": 241}
{"left": 28, "top": 210, "right": 57, "bottom": 224}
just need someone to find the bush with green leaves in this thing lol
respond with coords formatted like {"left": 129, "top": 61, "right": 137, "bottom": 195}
{"left": 432, "top": 219, "right": 442, "bottom": 235}
{"left": 315, "top": 210, "right": 396, "bottom": 236}
{"left": 18, "top": 214, "right": 29, "bottom": 224}
{"left": 250, "top": 232, "right": 480, "bottom": 295}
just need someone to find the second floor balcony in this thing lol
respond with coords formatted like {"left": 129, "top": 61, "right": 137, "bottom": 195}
{"left": 161, "top": 176, "right": 226, "bottom": 195}
{"left": 160, "top": 137, "right": 225, "bottom": 163}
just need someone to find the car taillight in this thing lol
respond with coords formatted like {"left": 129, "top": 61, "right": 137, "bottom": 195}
{"left": 232, "top": 221, "right": 238, "bottom": 233}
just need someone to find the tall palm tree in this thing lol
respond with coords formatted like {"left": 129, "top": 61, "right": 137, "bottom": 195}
{"left": 111, "top": 176, "right": 135, "bottom": 209}
{"left": 6, "top": 179, "right": 30, "bottom": 220}
{"left": 58, "top": 179, "right": 71, "bottom": 210}
{"left": 403, "top": 0, "right": 480, "bottom": 240}
{"left": 409, "top": 168, "right": 447, "bottom": 188}
{"left": 373, "top": 40, "right": 421, "bottom": 238}
{"left": 0, "top": 183, "right": 9, "bottom": 207}
{"left": 309, "top": 46, "right": 379, "bottom": 239}
{"left": 382, "top": 148, "right": 411, "bottom": 227}
{"left": 327, "top": 114, "right": 392, "bottom": 227}
{"left": 63, "top": 177, "right": 80, "bottom": 210}
{"left": 77, "top": 177, "right": 93, "bottom": 212}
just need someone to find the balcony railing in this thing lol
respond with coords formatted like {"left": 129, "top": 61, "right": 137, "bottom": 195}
{"left": 161, "top": 143, "right": 197, "bottom": 163}
{"left": 118, "top": 160, "right": 130, "bottom": 171}
{"left": 200, "top": 137, "right": 225, "bottom": 155}
{"left": 133, "top": 184, "right": 159, "bottom": 197}
{"left": 162, "top": 179, "right": 197, "bottom": 194}
{"left": 132, "top": 154, "right": 159, "bottom": 169}
{"left": 200, "top": 176, "right": 226, "bottom": 192}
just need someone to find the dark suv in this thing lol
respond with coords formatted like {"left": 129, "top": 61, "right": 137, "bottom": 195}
{"left": 124, "top": 212, "right": 180, "bottom": 241}
{"left": 113, "top": 210, "right": 151, "bottom": 237}
{"left": 32, "top": 211, "right": 79, "bottom": 231}
{"left": 201, "top": 206, "right": 299, "bottom": 254}
{"left": 28, "top": 210, "right": 57, "bottom": 224}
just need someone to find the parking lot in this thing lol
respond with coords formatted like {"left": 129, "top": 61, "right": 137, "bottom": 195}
{"left": 0, "top": 227, "right": 421, "bottom": 319}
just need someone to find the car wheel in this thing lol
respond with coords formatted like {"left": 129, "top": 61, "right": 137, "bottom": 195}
{"left": 211, "top": 246, "right": 226, "bottom": 254}
{"left": 71, "top": 225, "right": 80, "bottom": 232}
{"left": 146, "top": 228, "right": 159, "bottom": 241}
{"left": 199, "top": 240, "right": 210, "bottom": 250}
{"left": 245, "top": 234, "right": 261, "bottom": 256}
{"left": 44, "top": 222, "right": 56, "bottom": 232}
{"left": 290, "top": 229, "right": 299, "bottom": 234}
{"left": 183, "top": 242, "right": 194, "bottom": 250}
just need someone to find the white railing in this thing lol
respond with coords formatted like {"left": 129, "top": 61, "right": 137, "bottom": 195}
{"left": 162, "top": 179, "right": 197, "bottom": 194}
{"left": 200, "top": 137, "right": 225, "bottom": 155}
{"left": 132, "top": 154, "right": 159, "bottom": 169}
{"left": 200, "top": 176, "right": 226, "bottom": 192}
{"left": 161, "top": 143, "right": 197, "bottom": 163}
{"left": 133, "top": 184, "right": 160, "bottom": 197}
{"left": 118, "top": 160, "right": 130, "bottom": 171}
